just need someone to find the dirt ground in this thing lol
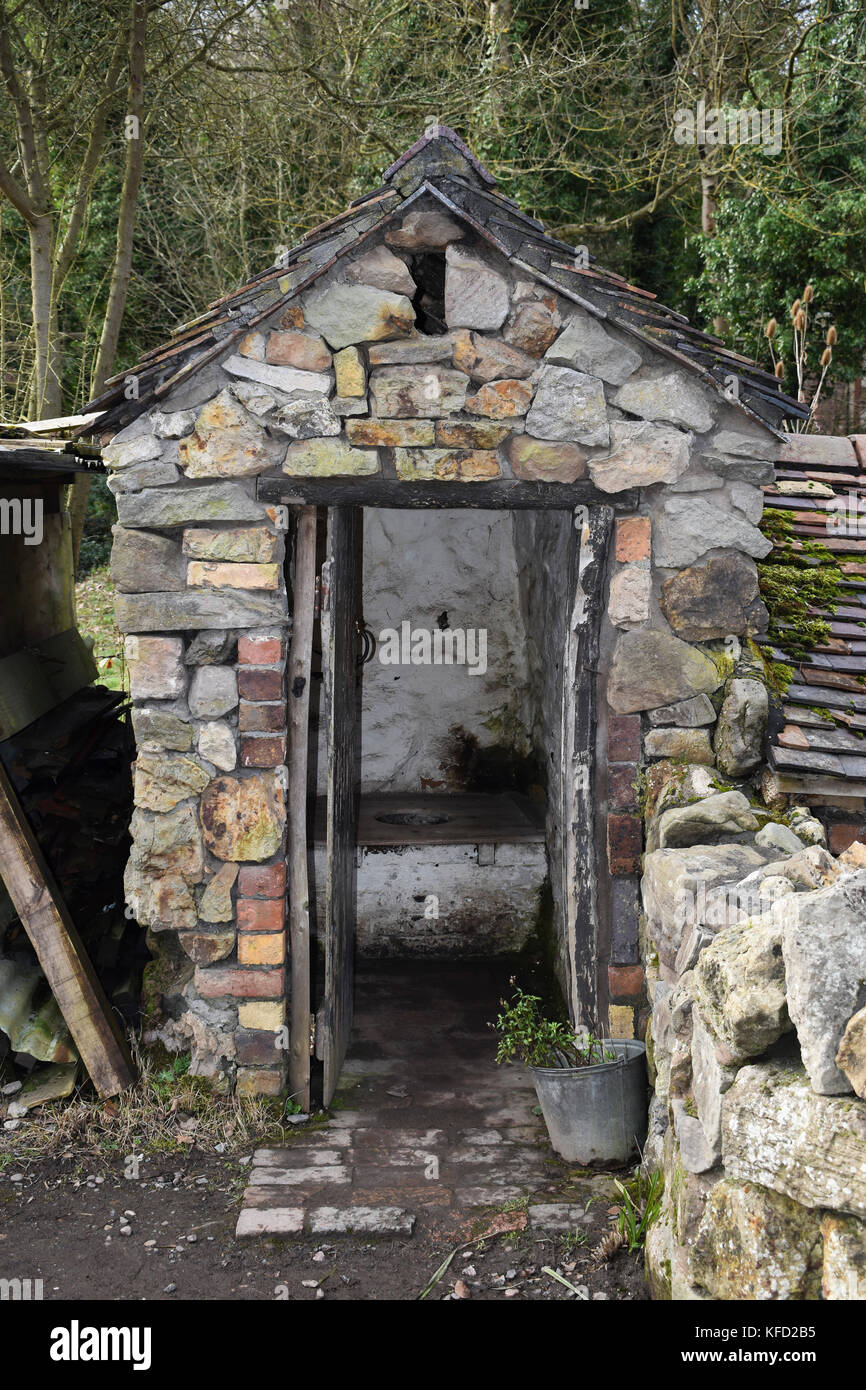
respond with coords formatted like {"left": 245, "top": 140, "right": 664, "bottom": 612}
{"left": 0, "top": 1146, "right": 647, "bottom": 1302}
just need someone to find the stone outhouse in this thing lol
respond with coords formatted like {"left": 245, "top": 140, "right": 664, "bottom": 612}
{"left": 87, "top": 127, "right": 800, "bottom": 1108}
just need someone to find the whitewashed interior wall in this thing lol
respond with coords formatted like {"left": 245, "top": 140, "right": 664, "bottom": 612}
{"left": 312, "top": 507, "right": 533, "bottom": 794}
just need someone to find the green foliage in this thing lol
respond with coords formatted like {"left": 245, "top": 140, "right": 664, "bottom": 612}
{"left": 78, "top": 475, "right": 117, "bottom": 576}
{"left": 151, "top": 1052, "right": 192, "bottom": 1099}
{"left": 492, "top": 982, "right": 615, "bottom": 1069}
{"left": 614, "top": 1170, "right": 664, "bottom": 1252}
{"left": 688, "top": 11, "right": 866, "bottom": 395}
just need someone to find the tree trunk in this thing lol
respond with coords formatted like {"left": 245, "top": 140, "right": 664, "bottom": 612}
{"left": 74, "top": 0, "right": 147, "bottom": 574}
{"left": 28, "top": 214, "right": 62, "bottom": 418}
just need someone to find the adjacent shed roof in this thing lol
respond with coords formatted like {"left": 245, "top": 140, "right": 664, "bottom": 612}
{"left": 763, "top": 433, "right": 866, "bottom": 795}
{"left": 83, "top": 126, "right": 805, "bottom": 438}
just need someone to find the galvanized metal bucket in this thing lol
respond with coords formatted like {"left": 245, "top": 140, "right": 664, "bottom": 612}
{"left": 529, "top": 1039, "right": 648, "bottom": 1164}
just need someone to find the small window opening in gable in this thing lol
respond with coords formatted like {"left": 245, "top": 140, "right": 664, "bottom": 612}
{"left": 409, "top": 252, "right": 447, "bottom": 334}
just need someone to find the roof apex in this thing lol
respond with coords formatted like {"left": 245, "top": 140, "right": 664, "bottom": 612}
{"left": 382, "top": 125, "right": 496, "bottom": 191}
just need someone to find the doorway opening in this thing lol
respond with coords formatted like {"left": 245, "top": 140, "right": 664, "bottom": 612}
{"left": 288, "top": 502, "right": 603, "bottom": 1109}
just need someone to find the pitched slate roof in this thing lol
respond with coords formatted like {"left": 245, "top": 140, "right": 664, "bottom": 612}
{"left": 83, "top": 126, "right": 806, "bottom": 438}
{"left": 763, "top": 433, "right": 866, "bottom": 795}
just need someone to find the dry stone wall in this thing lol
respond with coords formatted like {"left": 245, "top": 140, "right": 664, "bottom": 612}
{"left": 640, "top": 762, "right": 866, "bottom": 1299}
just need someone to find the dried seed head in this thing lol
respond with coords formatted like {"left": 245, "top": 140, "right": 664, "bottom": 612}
{"left": 591, "top": 1228, "right": 627, "bottom": 1266}
{"left": 791, "top": 298, "right": 801, "bottom": 318}
{"left": 821, "top": 346, "right": 833, "bottom": 367}
{"left": 795, "top": 310, "right": 806, "bottom": 332}
{"left": 775, "top": 361, "right": 785, "bottom": 379}
{"left": 826, "top": 325, "right": 837, "bottom": 346}
{"left": 803, "top": 284, "right": 814, "bottom": 303}
{"left": 765, "top": 317, "right": 777, "bottom": 339}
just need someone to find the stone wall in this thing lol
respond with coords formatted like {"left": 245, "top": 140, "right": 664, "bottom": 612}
{"left": 640, "top": 758, "right": 866, "bottom": 1299}
{"left": 102, "top": 193, "right": 784, "bottom": 1087}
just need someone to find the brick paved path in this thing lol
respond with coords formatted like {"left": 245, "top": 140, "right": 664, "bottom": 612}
{"left": 236, "top": 963, "right": 579, "bottom": 1238}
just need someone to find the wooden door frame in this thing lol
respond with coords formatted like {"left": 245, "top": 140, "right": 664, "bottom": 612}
{"left": 286, "top": 505, "right": 317, "bottom": 1110}
{"left": 283, "top": 496, "right": 613, "bottom": 1098}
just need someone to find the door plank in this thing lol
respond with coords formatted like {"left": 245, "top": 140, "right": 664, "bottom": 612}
{"left": 286, "top": 506, "right": 317, "bottom": 1111}
{"left": 561, "top": 505, "right": 613, "bottom": 1029}
{"left": 0, "top": 762, "right": 134, "bottom": 1096}
{"left": 320, "top": 507, "right": 361, "bottom": 1107}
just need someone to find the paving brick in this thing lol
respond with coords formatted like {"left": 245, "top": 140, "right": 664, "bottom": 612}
{"left": 608, "top": 714, "right": 641, "bottom": 762}
{"left": 607, "top": 813, "right": 642, "bottom": 875}
{"left": 307, "top": 1206, "right": 415, "bottom": 1235}
{"left": 239, "top": 701, "right": 286, "bottom": 732}
{"left": 236, "top": 1207, "right": 304, "bottom": 1237}
{"left": 528, "top": 1203, "right": 590, "bottom": 1232}
{"left": 238, "top": 897, "right": 285, "bottom": 932}
{"left": 249, "top": 1166, "right": 350, "bottom": 1186}
{"left": 608, "top": 963, "right": 644, "bottom": 998}
{"left": 238, "top": 862, "right": 286, "bottom": 898}
{"left": 238, "top": 668, "right": 282, "bottom": 701}
{"left": 194, "top": 965, "right": 284, "bottom": 998}
{"left": 254, "top": 1147, "right": 346, "bottom": 1167}
{"left": 239, "top": 931, "right": 285, "bottom": 966}
{"left": 241, "top": 733, "right": 287, "bottom": 766}
{"left": 239, "top": 634, "right": 283, "bottom": 664}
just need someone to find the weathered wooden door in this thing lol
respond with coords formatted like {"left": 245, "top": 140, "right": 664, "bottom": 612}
{"left": 318, "top": 506, "right": 362, "bottom": 1106}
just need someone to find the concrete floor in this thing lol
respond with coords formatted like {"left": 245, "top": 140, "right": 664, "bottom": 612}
{"left": 237, "top": 961, "right": 571, "bottom": 1238}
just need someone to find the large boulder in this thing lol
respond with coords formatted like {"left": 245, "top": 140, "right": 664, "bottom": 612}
{"left": 722, "top": 1061, "right": 866, "bottom": 1219}
{"left": 779, "top": 870, "right": 866, "bottom": 1094}
{"left": 692, "top": 915, "right": 791, "bottom": 1063}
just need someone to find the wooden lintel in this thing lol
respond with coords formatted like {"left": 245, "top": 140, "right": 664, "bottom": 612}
{"left": 0, "top": 762, "right": 135, "bottom": 1097}
{"left": 257, "top": 474, "right": 639, "bottom": 512}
